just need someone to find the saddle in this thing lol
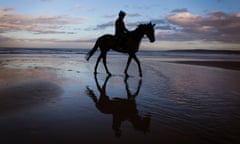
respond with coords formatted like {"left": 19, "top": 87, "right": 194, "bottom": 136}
{"left": 115, "top": 33, "right": 128, "bottom": 51}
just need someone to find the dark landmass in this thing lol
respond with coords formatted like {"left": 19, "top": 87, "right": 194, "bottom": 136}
{"left": 171, "top": 61, "right": 240, "bottom": 71}
{"left": 165, "top": 49, "right": 240, "bottom": 55}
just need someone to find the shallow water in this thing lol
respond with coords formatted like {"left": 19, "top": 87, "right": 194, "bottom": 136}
{"left": 0, "top": 54, "right": 240, "bottom": 144}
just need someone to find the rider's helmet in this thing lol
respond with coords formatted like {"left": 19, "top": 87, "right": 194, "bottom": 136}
{"left": 119, "top": 10, "right": 126, "bottom": 17}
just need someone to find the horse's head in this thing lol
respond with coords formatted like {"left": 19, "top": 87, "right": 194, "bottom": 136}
{"left": 141, "top": 22, "right": 156, "bottom": 43}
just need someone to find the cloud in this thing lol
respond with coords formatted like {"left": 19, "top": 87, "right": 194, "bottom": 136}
{"left": 75, "top": 4, "right": 84, "bottom": 10}
{"left": 164, "top": 11, "right": 240, "bottom": 43}
{"left": 171, "top": 8, "right": 188, "bottom": 13}
{"left": 0, "top": 27, "right": 8, "bottom": 33}
{"left": 91, "top": 20, "right": 151, "bottom": 31}
{"left": 168, "top": 12, "right": 200, "bottom": 26}
{"left": 0, "top": 7, "right": 84, "bottom": 34}
{"left": 155, "top": 25, "right": 172, "bottom": 30}
{"left": 103, "top": 14, "right": 115, "bottom": 18}
{"left": 91, "top": 18, "right": 171, "bottom": 32}
{"left": 0, "top": 35, "right": 12, "bottom": 42}
{"left": 1, "top": 6, "right": 15, "bottom": 12}
{"left": 40, "top": 0, "right": 53, "bottom": 2}
{"left": 92, "top": 21, "right": 113, "bottom": 30}
{"left": 103, "top": 12, "right": 141, "bottom": 19}
{"left": 74, "top": 4, "right": 93, "bottom": 11}
{"left": 128, "top": 13, "right": 142, "bottom": 17}
{"left": 150, "top": 19, "right": 166, "bottom": 24}
{"left": 0, "top": 34, "right": 96, "bottom": 48}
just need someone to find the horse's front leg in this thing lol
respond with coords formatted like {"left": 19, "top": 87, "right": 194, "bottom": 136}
{"left": 132, "top": 54, "right": 142, "bottom": 77}
{"left": 124, "top": 55, "right": 132, "bottom": 77}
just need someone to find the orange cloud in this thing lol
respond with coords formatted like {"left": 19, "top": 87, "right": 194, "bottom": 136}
{"left": 0, "top": 7, "right": 84, "bottom": 34}
{"left": 165, "top": 11, "right": 240, "bottom": 43}
{"left": 168, "top": 12, "right": 200, "bottom": 27}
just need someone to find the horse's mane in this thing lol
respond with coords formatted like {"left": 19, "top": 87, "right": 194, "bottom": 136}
{"left": 135, "top": 24, "right": 147, "bottom": 31}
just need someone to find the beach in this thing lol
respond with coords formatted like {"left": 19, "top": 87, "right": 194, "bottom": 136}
{"left": 0, "top": 51, "right": 240, "bottom": 144}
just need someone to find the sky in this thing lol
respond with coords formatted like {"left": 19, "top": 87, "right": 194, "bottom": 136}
{"left": 0, "top": 0, "right": 240, "bottom": 50}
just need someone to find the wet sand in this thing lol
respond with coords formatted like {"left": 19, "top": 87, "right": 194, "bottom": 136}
{"left": 0, "top": 54, "right": 240, "bottom": 144}
{"left": 0, "top": 80, "right": 62, "bottom": 114}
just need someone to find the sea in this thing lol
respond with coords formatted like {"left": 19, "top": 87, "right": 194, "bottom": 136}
{"left": 1, "top": 47, "right": 240, "bottom": 60}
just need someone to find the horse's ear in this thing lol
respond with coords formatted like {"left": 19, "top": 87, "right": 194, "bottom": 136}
{"left": 149, "top": 21, "right": 156, "bottom": 27}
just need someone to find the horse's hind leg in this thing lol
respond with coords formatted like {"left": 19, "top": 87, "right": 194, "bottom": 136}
{"left": 94, "top": 53, "right": 102, "bottom": 74}
{"left": 102, "top": 53, "right": 111, "bottom": 75}
{"left": 132, "top": 54, "right": 142, "bottom": 77}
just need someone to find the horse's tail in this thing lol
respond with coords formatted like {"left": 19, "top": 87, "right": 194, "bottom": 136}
{"left": 86, "top": 39, "right": 99, "bottom": 61}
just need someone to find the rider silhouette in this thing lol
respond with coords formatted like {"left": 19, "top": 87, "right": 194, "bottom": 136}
{"left": 115, "top": 10, "right": 129, "bottom": 50}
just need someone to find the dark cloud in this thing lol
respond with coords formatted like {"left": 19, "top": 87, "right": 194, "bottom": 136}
{"left": 0, "top": 35, "right": 95, "bottom": 48}
{"left": 155, "top": 25, "right": 172, "bottom": 30}
{"left": 150, "top": 19, "right": 166, "bottom": 24}
{"left": 171, "top": 8, "right": 188, "bottom": 13}
{"left": 0, "top": 35, "right": 13, "bottom": 42}
{"left": 92, "top": 21, "right": 113, "bottom": 30}
{"left": 40, "top": 0, "right": 53, "bottom": 2}
{"left": 103, "top": 14, "right": 115, "bottom": 18}
{"left": 33, "top": 30, "right": 75, "bottom": 35}
{"left": 91, "top": 18, "right": 171, "bottom": 32}
{"left": 68, "top": 39, "right": 96, "bottom": 43}
{"left": 103, "top": 13, "right": 141, "bottom": 19}
{"left": 128, "top": 13, "right": 142, "bottom": 17}
{"left": 1, "top": 7, "right": 15, "bottom": 12}
{"left": 0, "top": 27, "right": 8, "bottom": 33}
{"left": 91, "top": 20, "right": 146, "bottom": 31}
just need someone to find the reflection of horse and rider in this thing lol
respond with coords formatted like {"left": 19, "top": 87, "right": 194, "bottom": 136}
{"left": 86, "top": 74, "right": 151, "bottom": 137}
{"left": 86, "top": 10, "right": 155, "bottom": 77}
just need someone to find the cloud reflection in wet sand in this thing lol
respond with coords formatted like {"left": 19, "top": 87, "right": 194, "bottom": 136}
{"left": 0, "top": 80, "right": 63, "bottom": 114}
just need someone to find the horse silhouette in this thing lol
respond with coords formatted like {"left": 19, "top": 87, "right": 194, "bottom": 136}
{"left": 86, "top": 22, "right": 155, "bottom": 77}
{"left": 86, "top": 74, "right": 151, "bottom": 137}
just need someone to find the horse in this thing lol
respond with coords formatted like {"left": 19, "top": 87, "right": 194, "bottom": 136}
{"left": 86, "top": 74, "right": 151, "bottom": 137}
{"left": 86, "top": 22, "right": 155, "bottom": 77}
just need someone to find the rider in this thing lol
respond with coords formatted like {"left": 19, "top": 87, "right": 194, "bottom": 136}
{"left": 115, "top": 10, "right": 129, "bottom": 50}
